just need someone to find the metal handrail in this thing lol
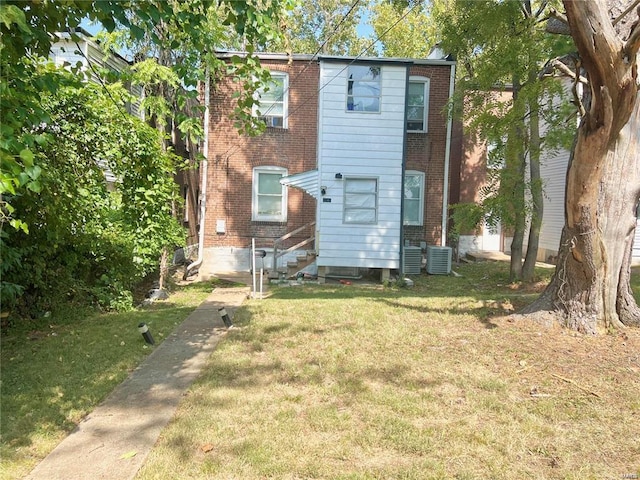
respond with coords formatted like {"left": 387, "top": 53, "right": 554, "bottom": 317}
{"left": 273, "top": 221, "right": 316, "bottom": 270}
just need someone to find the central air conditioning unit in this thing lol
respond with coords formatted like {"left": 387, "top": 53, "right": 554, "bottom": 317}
{"left": 426, "top": 245, "right": 452, "bottom": 275}
{"left": 403, "top": 246, "right": 422, "bottom": 274}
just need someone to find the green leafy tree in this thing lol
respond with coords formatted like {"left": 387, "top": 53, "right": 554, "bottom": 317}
{"left": 370, "top": 0, "right": 438, "bottom": 57}
{"left": 1, "top": 0, "right": 293, "bottom": 229}
{"left": 431, "top": 0, "right": 574, "bottom": 282}
{"left": 0, "top": 0, "right": 292, "bottom": 317}
{"left": 268, "top": 0, "right": 369, "bottom": 55}
{"left": 3, "top": 81, "right": 183, "bottom": 314}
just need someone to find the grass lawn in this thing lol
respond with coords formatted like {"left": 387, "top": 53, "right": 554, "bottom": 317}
{"left": 136, "top": 263, "right": 640, "bottom": 480}
{"left": 2, "top": 264, "right": 639, "bottom": 480}
{"left": 0, "top": 279, "right": 227, "bottom": 480}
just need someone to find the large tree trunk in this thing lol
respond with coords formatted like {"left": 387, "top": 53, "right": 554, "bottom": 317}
{"left": 523, "top": 0, "right": 640, "bottom": 332}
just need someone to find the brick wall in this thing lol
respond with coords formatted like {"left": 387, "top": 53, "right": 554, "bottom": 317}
{"left": 404, "top": 64, "right": 457, "bottom": 247}
{"left": 206, "top": 58, "right": 319, "bottom": 252}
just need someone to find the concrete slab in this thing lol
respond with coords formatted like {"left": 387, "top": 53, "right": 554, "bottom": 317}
{"left": 464, "top": 250, "right": 555, "bottom": 269}
{"left": 25, "top": 284, "right": 251, "bottom": 480}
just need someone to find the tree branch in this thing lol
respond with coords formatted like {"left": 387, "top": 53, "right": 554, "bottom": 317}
{"left": 612, "top": 0, "right": 640, "bottom": 26}
{"left": 541, "top": 57, "right": 589, "bottom": 85}
{"left": 564, "top": 1, "right": 624, "bottom": 101}
{"left": 534, "top": 0, "right": 549, "bottom": 20}
{"left": 624, "top": 9, "right": 640, "bottom": 60}
{"left": 545, "top": 6, "right": 572, "bottom": 35}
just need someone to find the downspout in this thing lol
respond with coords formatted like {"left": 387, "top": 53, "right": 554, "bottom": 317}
{"left": 399, "top": 64, "right": 411, "bottom": 276}
{"left": 441, "top": 60, "right": 456, "bottom": 246}
{"left": 185, "top": 67, "right": 210, "bottom": 278}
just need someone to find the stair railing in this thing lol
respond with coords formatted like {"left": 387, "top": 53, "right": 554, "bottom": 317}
{"left": 273, "top": 221, "right": 316, "bottom": 271}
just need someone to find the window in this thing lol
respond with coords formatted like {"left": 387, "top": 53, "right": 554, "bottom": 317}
{"left": 253, "top": 167, "right": 287, "bottom": 222}
{"left": 347, "top": 65, "right": 381, "bottom": 112}
{"left": 254, "top": 71, "right": 288, "bottom": 128}
{"left": 407, "top": 77, "right": 429, "bottom": 132}
{"left": 403, "top": 171, "right": 425, "bottom": 226}
{"left": 344, "top": 177, "right": 378, "bottom": 224}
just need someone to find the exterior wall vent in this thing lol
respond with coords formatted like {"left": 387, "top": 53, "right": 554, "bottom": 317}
{"left": 426, "top": 246, "right": 452, "bottom": 275}
{"left": 403, "top": 246, "right": 422, "bottom": 274}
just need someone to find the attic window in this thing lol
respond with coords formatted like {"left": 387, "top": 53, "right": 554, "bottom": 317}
{"left": 347, "top": 65, "right": 381, "bottom": 113}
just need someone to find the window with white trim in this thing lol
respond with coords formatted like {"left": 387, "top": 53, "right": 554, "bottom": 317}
{"left": 403, "top": 171, "right": 425, "bottom": 226}
{"left": 347, "top": 65, "right": 381, "bottom": 113}
{"left": 253, "top": 166, "right": 287, "bottom": 222}
{"left": 344, "top": 177, "right": 378, "bottom": 224}
{"left": 407, "top": 77, "right": 430, "bottom": 132}
{"left": 254, "top": 71, "right": 288, "bottom": 128}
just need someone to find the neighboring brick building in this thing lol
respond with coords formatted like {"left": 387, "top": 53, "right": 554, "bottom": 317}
{"left": 196, "top": 52, "right": 460, "bottom": 279}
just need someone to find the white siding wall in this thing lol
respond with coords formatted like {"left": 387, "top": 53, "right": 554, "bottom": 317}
{"left": 50, "top": 39, "right": 86, "bottom": 68}
{"left": 316, "top": 61, "right": 407, "bottom": 269}
{"left": 539, "top": 149, "right": 570, "bottom": 256}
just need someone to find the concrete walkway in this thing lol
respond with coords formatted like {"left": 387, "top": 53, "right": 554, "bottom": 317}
{"left": 26, "top": 280, "right": 255, "bottom": 480}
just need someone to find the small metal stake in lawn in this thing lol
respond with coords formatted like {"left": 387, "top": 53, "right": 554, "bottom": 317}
{"left": 138, "top": 323, "right": 155, "bottom": 345}
{"left": 251, "top": 238, "right": 264, "bottom": 299}
{"left": 218, "top": 307, "right": 233, "bottom": 328}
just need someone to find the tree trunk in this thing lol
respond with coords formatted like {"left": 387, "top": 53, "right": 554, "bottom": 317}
{"left": 523, "top": 0, "right": 640, "bottom": 332}
{"left": 522, "top": 94, "right": 543, "bottom": 281}
{"left": 506, "top": 77, "right": 527, "bottom": 282}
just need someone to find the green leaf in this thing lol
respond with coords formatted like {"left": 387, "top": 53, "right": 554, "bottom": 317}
{"left": 26, "top": 181, "right": 41, "bottom": 193}
{"left": 129, "top": 24, "right": 145, "bottom": 40}
{"left": 19, "top": 148, "right": 34, "bottom": 167}
{"left": 0, "top": 4, "right": 30, "bottom": 33}
{"left": 9, "top": 219, "right": 29, "bottom": 234}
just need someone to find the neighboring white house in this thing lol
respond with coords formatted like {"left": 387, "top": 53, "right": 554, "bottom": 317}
{"left": 458, "top": 80, "right": 640, "bottom": 265}
{"left": 537, "top": 81, "right": 640, "bottom": 265}
{"left": 50, "top": 29, "right": 142, "bottom": 117}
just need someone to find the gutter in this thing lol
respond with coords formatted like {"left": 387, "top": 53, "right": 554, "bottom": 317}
{"left": 185, "top": 67, "right": 210, "bottom": 278}
{"left": 441, "top": 61, "right": 456, "bottom": 246}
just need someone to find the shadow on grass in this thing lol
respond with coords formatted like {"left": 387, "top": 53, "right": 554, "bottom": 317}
{"left": 0, "top": 287, "right": 214, "bottom": 471}
{"left": 264, "top": 262, "right": 552, "bottom": 330}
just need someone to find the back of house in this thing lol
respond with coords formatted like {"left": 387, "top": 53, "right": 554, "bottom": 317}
{"left": 199, "top": 52, "right": 458, "bottom": 280}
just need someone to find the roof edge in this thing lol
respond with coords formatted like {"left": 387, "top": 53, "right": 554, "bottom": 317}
{"left": 215, "top": 51, "right": 456, "bottom": 66}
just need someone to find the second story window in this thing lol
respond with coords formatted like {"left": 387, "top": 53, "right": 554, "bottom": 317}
{"left": 347, "top": 65, "right": 381, "bottom": 113}
{"left": 254, "top": 71, "right": 288, "bottom": 128}
{"left": 407, "top": 77, "right": 430, "bottom": 132}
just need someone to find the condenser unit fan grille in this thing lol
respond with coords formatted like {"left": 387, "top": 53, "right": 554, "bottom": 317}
{"left": 426, "top": 246, "right": 452, "bottom": 275}
{"left": 403, "top": 246, "right": 422, "bottom": 274}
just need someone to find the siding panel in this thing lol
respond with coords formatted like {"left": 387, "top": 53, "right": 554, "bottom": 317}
{"left": 317, "top": 61, "right": 407, "bottom": 270}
